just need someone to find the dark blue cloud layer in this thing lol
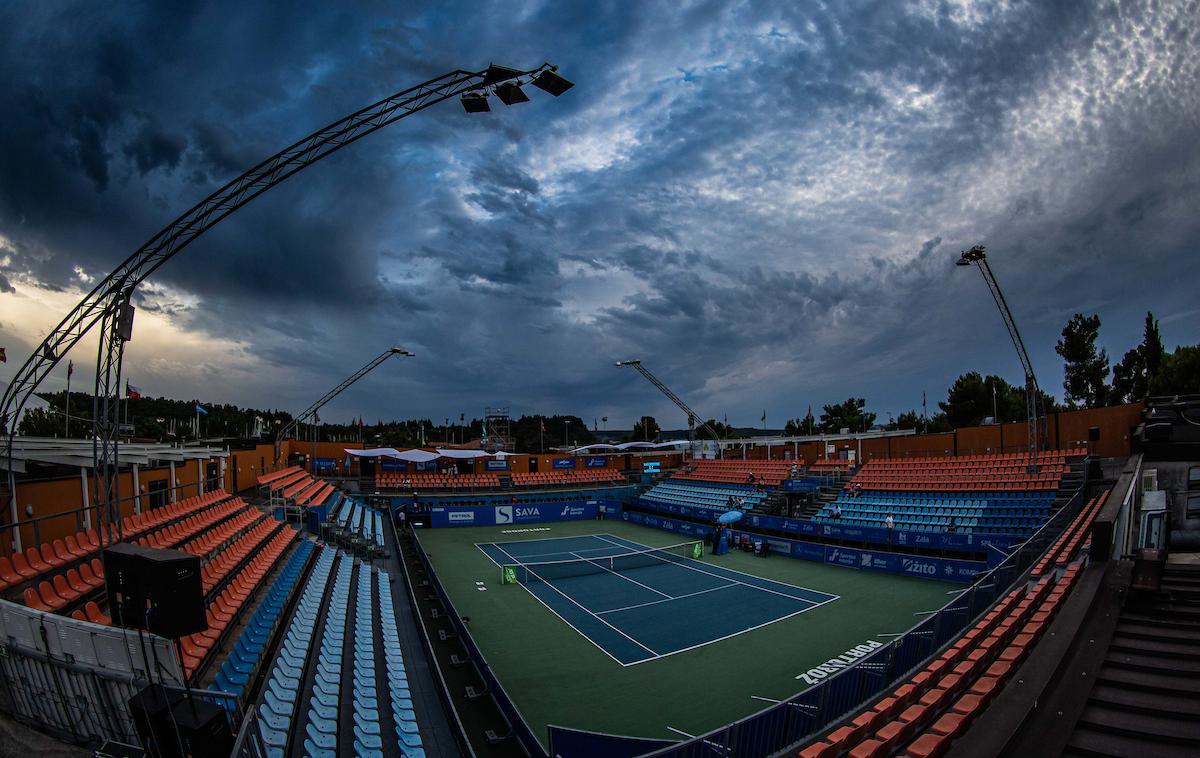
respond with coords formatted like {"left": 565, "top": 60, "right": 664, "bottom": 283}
{"left": 1, "top": 1, "right": 1197, "bottom": 426}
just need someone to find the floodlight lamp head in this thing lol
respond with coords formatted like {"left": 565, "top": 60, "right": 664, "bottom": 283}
{"left": 460, "top": 92, "right": 490, "bottom": 113}
{"left": 494, "top": 81, "right": 530, "bottom": 106}
{"left": 957, "top": 245, "right": 987, "bottom": 266}
{"left": 615, "top": 360, "right": 641, "bottom": 367}
{"left": 531, "top": 69, "right": 575, "bottom": 96}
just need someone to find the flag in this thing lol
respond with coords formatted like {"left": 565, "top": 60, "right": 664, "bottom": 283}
{"left": 196, "top": 404, "right": 208, "bottom": 415}
{"left": 806, "top": 403, "right": 812, "bottom": 418}
{"left": 67, "top": 360, "right": 73, "bottom": 378}
{"left": 0, "top": 347, "right": 6, "bottom": 363}
{"left": 313, "top": 410, "right": 320, "bottom": 424}
{"left": 125, "top": 381, "right": 143, "bottom": 400}
{"left": 761, "top": 410, "right": 766, "bottom": 423}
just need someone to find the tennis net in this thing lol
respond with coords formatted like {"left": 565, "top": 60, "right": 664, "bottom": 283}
{"left": 501, "top": 540, "right": 703, "bottom": 585}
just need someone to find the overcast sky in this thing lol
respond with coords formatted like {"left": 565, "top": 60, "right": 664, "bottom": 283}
{"left": 1, "top": 1, "right": 1197, "bottom": 429}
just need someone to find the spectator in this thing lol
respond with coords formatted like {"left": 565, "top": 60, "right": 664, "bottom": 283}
{"left": 946, "top": 516, "right": 956, "bottom": 533}
{"left": 885, "top": 512, "right": 895, "bottom": 530}
{"left": 832, "top": 503, "right": 842, "bottom": 519}
{"left": 397, "top": 508, "right": 407, "bottom": 532}
{"left": 402, "top": 475, "right": 411, "bottom": 489}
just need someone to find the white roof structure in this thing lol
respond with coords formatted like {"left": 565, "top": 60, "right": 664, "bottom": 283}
{"left": 1, "top": 436, "right": 228, "bottom": 473}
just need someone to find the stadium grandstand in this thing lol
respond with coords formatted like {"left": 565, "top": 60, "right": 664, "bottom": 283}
{"left": 4, "top": 395, "right": 1194, "bottom": 758}
{"left": 0, "top": 15, "right": 1194, "bottom": 758}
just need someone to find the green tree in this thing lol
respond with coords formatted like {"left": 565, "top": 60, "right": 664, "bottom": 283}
{"left": 1055, "top": 313, "right": 1110, "bottom": 408}
{"left": 1149, "top": 345, "right": 1200, "bottom": 396}
{"left": 697, "top": 419, "right": 732, "bottom": 440}
{"left": 890, "top": 410, "right": 922, "bottom": 430}
{"left": 629, "top": 416, "right": 660, "bottom": 442}
{"left": 784, "top": 408, "right": 817, "bottom": 436}
{"left": 1111, "top": 311, "right": 1168, "bottom": 404}
{"left": 818, "top": 398, "right": 876, "bottom": 434}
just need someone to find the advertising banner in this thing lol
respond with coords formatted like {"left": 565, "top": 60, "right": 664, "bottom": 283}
{"left": 484, "top": 459, "right": 510, "bottom": 471}
{"left": 585, "top": 457, "right": 609, "bottom": 468}
{"left": 429, "top": 500, "right": 600, "bottom": 527}
{"left": 553, "top": 458, "right": 577, "bottom": 469}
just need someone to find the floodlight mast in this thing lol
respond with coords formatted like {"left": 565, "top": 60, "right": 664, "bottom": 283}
{"left": 0, "top": 62, "right": 572, "bottom": 549}
{"left": 956, "top": 245, "right": 1046, "bottom": 473}
{"left": 615, "top": 360, "right": 722, "bottom": 455}
{"left": 274, "top": 348, "right": 414, "bottom": 463}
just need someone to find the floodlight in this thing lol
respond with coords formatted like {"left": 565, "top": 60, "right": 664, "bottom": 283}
{"left": 481, "top": 64, "right": 525, "bottom": 87}
{"left": 460, "top": 92, "right": 490, "bottom": 113}
{"left": 494, "top": 81, "right": 530, "bottom": 106}
{"left": 957, "top": 245, "right": 987, "bottom": 266}
{"left": 532, "top": 70, "right": 575, "bottom": 96}
{"left": 615, "top": 360, "right": 641, "bottom": 367}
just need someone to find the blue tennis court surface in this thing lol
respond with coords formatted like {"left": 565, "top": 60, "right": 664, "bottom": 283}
{"left": 477, "top": 533, "right": 839, "bottom": 665}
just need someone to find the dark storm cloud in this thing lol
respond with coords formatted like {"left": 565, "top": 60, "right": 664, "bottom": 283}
{"left": 1, "top": 1, "right": 1197, "bottom": 425}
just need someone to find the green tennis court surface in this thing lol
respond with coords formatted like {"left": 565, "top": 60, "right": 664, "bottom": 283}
{"left": 478, "top": 534, "right": 838, "bottom": 664}
{"left": 418, "top": 520, "right": 955, "bottom": 745}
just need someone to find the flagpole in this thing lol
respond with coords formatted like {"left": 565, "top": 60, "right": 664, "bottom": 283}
{"left": 64, "top": 363, "right": 72, "bottom": 437}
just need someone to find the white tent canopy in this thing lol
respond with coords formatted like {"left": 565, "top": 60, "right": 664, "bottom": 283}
{"left": 569, "top": 440, "right": 691, "bottom": 453}
{"left": 343, "top": 447, "right": 511, "bottom": 461}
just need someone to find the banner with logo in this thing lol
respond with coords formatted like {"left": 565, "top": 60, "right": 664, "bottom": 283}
{"left": 585, "top": 457, "right": 609, "bottom": 468}
{"left": 428, "top": 500, "right": 601, "bottom": 527}
{"left": 552, "top": 458, "right": 577, "bottom": 469}
{"left": 484, "top": 459, "right": 510, "bottom": 471}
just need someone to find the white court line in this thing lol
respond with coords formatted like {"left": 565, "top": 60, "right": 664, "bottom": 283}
{"left": 751, "top": 695, "right": 781, "bottom": 703}
{"left": 593, "top": 534, "right": 841, "bottom": 605}
{"left": 567, "top": 551, "right": 674, "bottom": 600}
{"left": 476, "top": 535, "right": 840, "bottom": 667}
{"left": 485, "top": 542, "right": 658, "bottom": 662}
{"left": 666, "top": 726, "right": 696, "bottom": 738}
{"left": 596, "top": 583, "right": 737, "bottom": 615}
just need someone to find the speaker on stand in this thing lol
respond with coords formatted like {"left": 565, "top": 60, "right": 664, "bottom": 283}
{"left": 106, "top": 544, "right": 232, "bottom": 757}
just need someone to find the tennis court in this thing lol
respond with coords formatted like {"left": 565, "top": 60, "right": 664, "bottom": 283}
{"left": 477, "top": 533, "right": 839, "bottom": 665}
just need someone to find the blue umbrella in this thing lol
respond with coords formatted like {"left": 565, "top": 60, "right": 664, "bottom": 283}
{"left": 718, "top": 510, "right": 744, "bottom": 524}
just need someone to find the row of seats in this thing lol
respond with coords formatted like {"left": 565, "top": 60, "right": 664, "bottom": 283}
{"left": 673, "top": 459, "right": 798, "bottom": 486}
{"left": 282, "top": 476, "right": 323, "bottom": 503}
{"left": 377, "top": 568, "right": 423, "bottom": 754}
{"left": 177, "top": 527, "right": 299, "bottom": 680}
{"left": 330, "top": 498, "right": 387, "bottom": 554}
{"left": 134, "top": 498, "right": 249, "bottom": 552}
{"left": 376, "top": 472, "right": 501, "bottom": 490}
{"left": 22, "top": 558, "right": 106, "bottom": 613}
{"left": 642, "top": 481, "right": 767, "bottom": 511}
{"left": 212, "top": 539, "right": 316, "bottom": 703}
{"left": 815, "top": 510, "right": 1042, "bottom": 535}
{"left": 184, "top": 507, "right": 268, "bottom": 561}
{"left": 839, "top": 492, "right": 1054, "bottom": 504}
{"left": 257, "top": 465, "right": 304, "bottom": 488}
{"left": 801, "top": 562, "right": 1085, "bottom": 757}
{"left": 810, "top": 459, "right": 855, "bottom": 472}
{"left": 255, "top": 546, "right": 336, "bottom": 753}
{"left": 267, "top": 469, "right": 311, "bottom": 494}
{"left": 510, "top": 470, "right": 624, "bottom": 486}
{"left": 201, "top": 518, "right": 282, "bottom": 596}
{"left": 0, "top": 490, "right": 231, "bottom": 594}
{"left": 1031, "top": 491, "right": 1108, "bottom": 577}
{"left": 300, "top": 552, "right": 352, "bottom": 754}
{"left": 862, "top": 450, "right": 1080, "bottom": 471}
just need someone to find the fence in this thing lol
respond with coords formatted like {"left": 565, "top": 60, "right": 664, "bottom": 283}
{"left": 635, "top": 486, "right": 1086, "bottom": 758}
{"left": 411, "top": 528, "right": 546, "bottom": 758}
{"left": 0, "top": 599, "right": 240, "bottom": 747}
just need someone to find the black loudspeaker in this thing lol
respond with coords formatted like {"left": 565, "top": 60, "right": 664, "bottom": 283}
{"left": 128, "top": 685, "right": 233, "bottom": 758}
{"left": 128, "top": 684, "right": 180, "bottom": 757}
{"left": 104, "top": 542, "right": 151, "bottom": 630}
{"left": 104, "top": 544, "right": 206, "bottom": 638}
{"left": 168, "top": 697, "right": 234, "bottom": 757}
